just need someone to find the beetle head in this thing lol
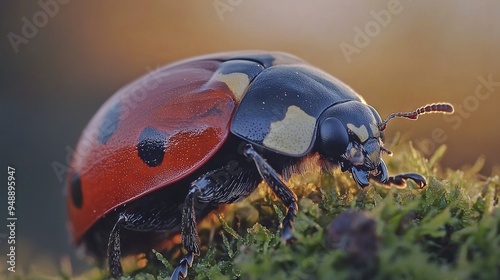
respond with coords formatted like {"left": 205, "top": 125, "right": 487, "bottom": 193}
{"left": 317, "top": 101, "right": 453, "bottom": 187}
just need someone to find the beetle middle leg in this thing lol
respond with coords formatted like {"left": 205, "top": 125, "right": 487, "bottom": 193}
{"left": 172, "top": 159, "right": 261, "bottom": 279}
{"left": 243, "top": 144, "right": 298, "bottom": 242}
{"left": 172, "top": 142, "right": 298, "bottom": 279}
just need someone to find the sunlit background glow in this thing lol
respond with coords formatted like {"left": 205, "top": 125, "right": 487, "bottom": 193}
{"left": 1, "top": 0, "right": 499, "bottom": 275}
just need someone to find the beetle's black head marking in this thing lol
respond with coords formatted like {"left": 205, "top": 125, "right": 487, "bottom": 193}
{"left": 317, "top": 101, "right": 454, "bottom": 188}
{"left": 317, "top": 101, "right": 391, "bottom": 187}
{"left": 317, "top": 101, "right": 380, "bottom": 154}
{"left": 317, "top": 117, "right": 349, "bottom": 159}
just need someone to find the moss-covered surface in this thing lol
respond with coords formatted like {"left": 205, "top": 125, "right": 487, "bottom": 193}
{"left": 12, "top": 142, "right": 500, "bottom": 279}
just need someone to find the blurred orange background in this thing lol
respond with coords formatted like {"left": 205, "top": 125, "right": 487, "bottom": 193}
{"left": 1, "top": 0, "right": 499, "bottom": 275}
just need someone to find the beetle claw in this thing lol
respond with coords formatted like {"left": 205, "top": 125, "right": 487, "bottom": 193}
{"left": 170, "top": 266, "right": 186, "bottom": 280}
{"left": 170, "top": 253, "right": 194, "bottom": 280}
{"left": 281, "top": 225, "right": 297, "bottom": 244}
{"left": 385, "top": 173, "right": 427, "bottom": 188}
{"left": 401, "top": 173, "right": 426, "bottom": 188}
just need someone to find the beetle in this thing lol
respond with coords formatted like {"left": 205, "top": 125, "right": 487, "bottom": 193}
{"left": 66, "top": 51, "right": 453, "bottom": 279}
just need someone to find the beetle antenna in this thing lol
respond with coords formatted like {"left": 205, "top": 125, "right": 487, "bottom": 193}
{"left": 379, "top": 103, "right": 454, "bottom": 131}
{"left": 381, "top": 146, "right": 393, "bottom": 156}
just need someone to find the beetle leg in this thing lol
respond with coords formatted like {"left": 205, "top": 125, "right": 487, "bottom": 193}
{"left": 171, "top": 185, "right": 201, "bottom": 280}
{"left": 107, "top": 214, "right": 126, "bottom": 278}
{"left": 243, "top": 144, "right": 298, "bottom": 242}
{"left": 376, "top": 172, "right": 427, "bottom": 188}
{"left": 106, "top": 199, "right": 184, "bottom": 278}
{"left": 170, "top": 251, "right": 194, "bottom": 279}
{"left": 173, "top": 157, "right": 260, "bottom": 279}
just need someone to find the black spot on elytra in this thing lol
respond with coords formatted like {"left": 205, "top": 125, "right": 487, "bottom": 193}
{"left": 70, "top": 172, "right": 83, "bottom": 209}
{"left": 98, "top": 101, "right": 121, "bottom": 144}
{"left": 137, "top": 126, "right": 168, "bottom": 167}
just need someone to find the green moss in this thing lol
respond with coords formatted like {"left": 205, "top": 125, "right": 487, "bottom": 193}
{"left": 63, "top": 143, "right": 499, "bottom": 279}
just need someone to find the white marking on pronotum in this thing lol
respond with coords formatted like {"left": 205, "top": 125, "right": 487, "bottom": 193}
{"left": 347, "top": 123, "right": 369, "bottom": 143}
{"left": 263, "top": 105, "right": 316, "bottom": 155}
{"left": 211, "top": 72, "right": 250, "bottom": 101}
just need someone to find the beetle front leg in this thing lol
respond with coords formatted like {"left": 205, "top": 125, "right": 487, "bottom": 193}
{"left": 388, "top": 173, "right": 426, "bottom": 188}
{"left": 375, "top": 172, "right": 427, "bottom": 188}
{"left": 243, "top": 144, "right": 298, "bottom": 242}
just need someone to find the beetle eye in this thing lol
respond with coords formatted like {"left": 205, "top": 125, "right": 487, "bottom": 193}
{"left": 318, "top": 117, "right": 349, "bottom": 158}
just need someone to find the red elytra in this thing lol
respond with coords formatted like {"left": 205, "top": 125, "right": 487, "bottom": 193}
{"left": 67, "top": 58, "right": 239, "bottom": 244}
